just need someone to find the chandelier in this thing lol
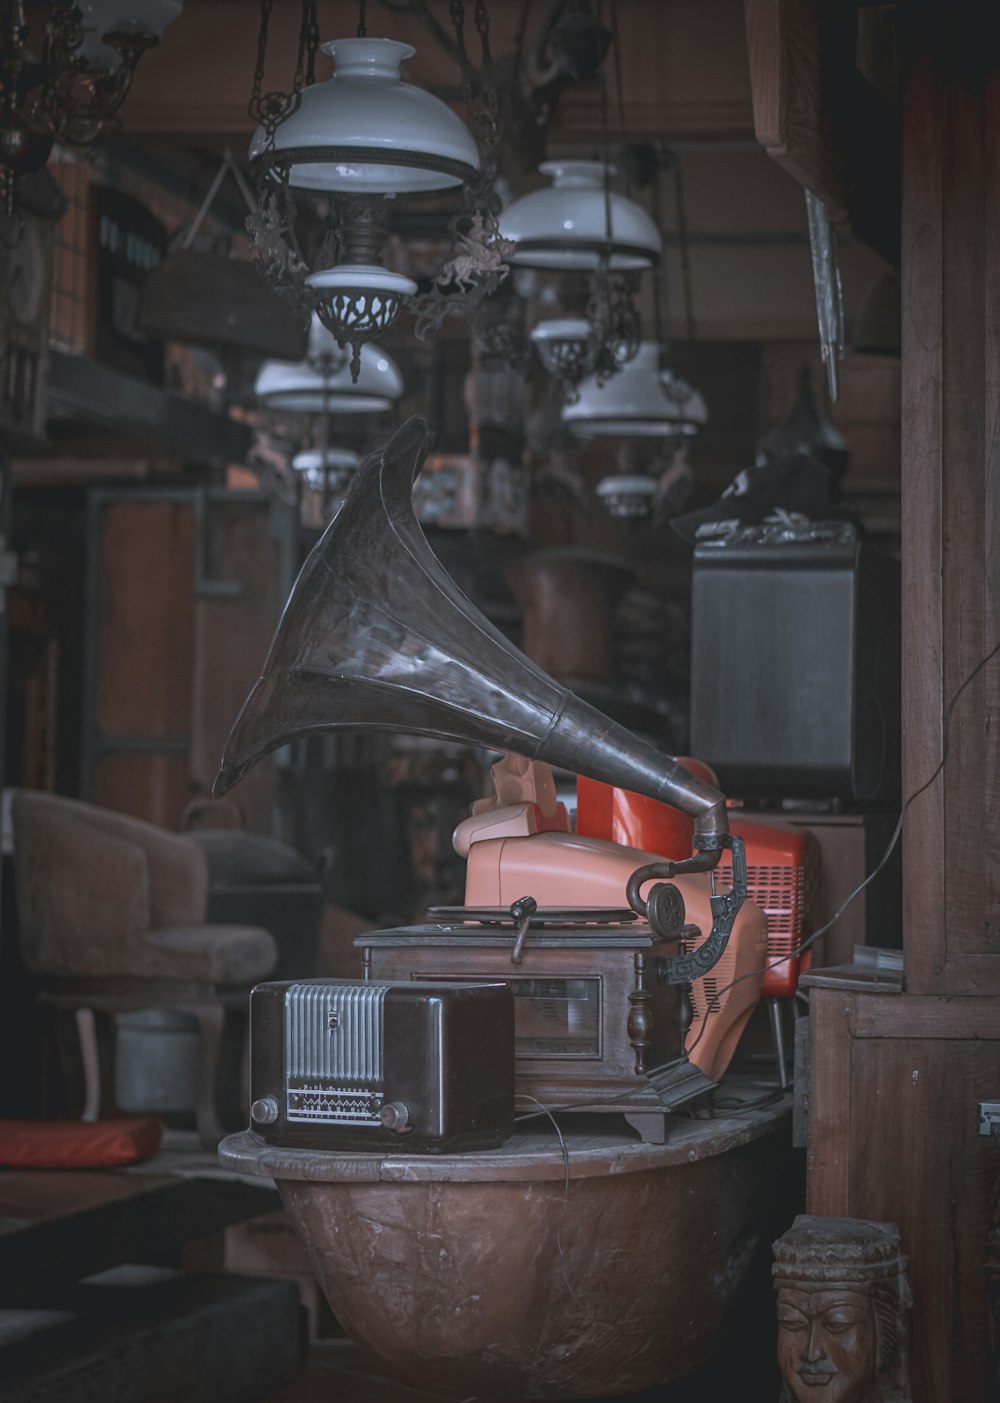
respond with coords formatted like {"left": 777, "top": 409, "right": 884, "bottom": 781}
{"left": 292, "top": 446, "right": 360, "bottom": 518}
{"left": 255, "top": 339, "right": 404, "bottom": 416}
{"left": 246, "top": 2, "right": 510, "bottom": 380}
{"left": 562, "top": 341, "right": 707, "bottom": 437}
{"left": 0, "top": 1, "right": 181, "bottom": 219}
{"left": 502, "top": 155, "right": 660, "bottom": 400}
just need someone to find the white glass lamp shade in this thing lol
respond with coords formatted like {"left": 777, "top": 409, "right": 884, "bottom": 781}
{"left": 660, "top": 368, "right": 708, "bottom": 433}
{"left": 563, "top": 342, "right": 707, "bottom": 437}
{"left": 292, "top": 447, "right": 360, "bottom": 493}
{"left": 79, "top": 0, "right": 182, "bottom": 39}
{"left": 500, "top": 162, "right": 661, "bottom": 272}
{"left": 530, "top": 317, "right": 591, "bottom": 378}
{"left": 249, "top": 38, "right": 480, "bottom": 194}
{"left": 307, "top": 265, "right": 417, "bottom": 353}
{"left": 77, "top": 0, "right": 181, "bottom": 65}
{"left": 255, "top": 342, "right": 404, "bottom": 414}
{"left": 306, "top": 315, "right": 350, "bottom": 375}
{"left": 595, "top": 473, "right": 658, "bottom": 518}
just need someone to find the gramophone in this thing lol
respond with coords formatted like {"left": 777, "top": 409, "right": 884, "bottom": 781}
{"left": 215, "top": 418, "right": 767, "bottom": 1147}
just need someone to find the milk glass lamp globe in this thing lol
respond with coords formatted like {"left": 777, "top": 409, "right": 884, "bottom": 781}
{"left": 500, "top": 162, "right": 661, "bottom": 272}
{"left": 79, "top": 0, "right": 183, "bottom": 40}
{"left": 530, "top": 318, "right": 593, "bottom": 394}
{"left": 307, "top": 265, "right": 418, "bottom": 377}
{"left": 563, "top": 342, "right": 707, "bottom": 437}
{"left": 254, "top": 342, "right": 404, "bottom": 414}
{"left": 595, "top": 473, "right": 658, "bottom": 518}
{"left": 661, "top": 368, "right": 707, "bottom": 433}
{"left": 291, "top": 447, "right": 360, "bottom": 494}
{"left": 306, "top": 315, "right": 350, "bottom": 377}
{"left": 249, "top": 38, "right": 480, "bottom": 194}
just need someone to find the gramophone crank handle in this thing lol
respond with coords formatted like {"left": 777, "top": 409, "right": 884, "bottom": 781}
{"left": 626, "top": 864, "right": 686, "bottom": 938}
{"left": 509, "top": 895, "right": 538, "bottom": 965}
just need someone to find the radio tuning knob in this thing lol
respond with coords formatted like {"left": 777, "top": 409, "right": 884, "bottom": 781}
{"left": 251, "top": 1096, "right": 279, "bottom": 1126}
{"left": 379, "top": 1101, "right": 411, "bottom": 1132}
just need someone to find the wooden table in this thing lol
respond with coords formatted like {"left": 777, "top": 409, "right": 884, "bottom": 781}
{"left": 0, "top": 1131, "right": 278, "bottom": 1299}
{"left": 221, "top": 1091, "right": 795, "bottom": 1400}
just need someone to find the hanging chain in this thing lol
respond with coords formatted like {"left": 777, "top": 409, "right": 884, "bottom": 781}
{"left": 651, "top": 146, "right": 670, "bottom": 348}
{"left": 411, "top": 0, "right": 511, "bottom": 339}
{"left": 251, "top": 0, "right": 274, "bottom": 119}
{"left": 672, "top": 158, "right": 696, "bottom": 340}
{"left": 304, "top": 0, "right": 321, "bottom": 86}
{"left": 610, "top": 0, "right": 628, "bottom": 192}
{"left": 292, "top": 0, "right": 314, "bottom": 95}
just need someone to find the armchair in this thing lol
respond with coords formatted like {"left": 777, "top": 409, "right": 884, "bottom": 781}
{"left": 11, "top": 790, "right": 278, "bottom": 1144}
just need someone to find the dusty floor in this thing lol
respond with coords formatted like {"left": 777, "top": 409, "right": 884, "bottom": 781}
{"left": 261, "top": 1337, "right": 778, "bottom": 1402}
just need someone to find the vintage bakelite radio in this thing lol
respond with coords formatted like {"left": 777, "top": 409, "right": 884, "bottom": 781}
{"left": 216, "top": 418, "right": 769, "bottom": 1148}
{"left": 248, "top": 979, "right": 514, "bottom": 1152}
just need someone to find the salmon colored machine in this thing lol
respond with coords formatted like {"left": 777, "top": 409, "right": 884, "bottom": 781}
{"left": 577, "top": 768, "right": 817, "bottom": 1085}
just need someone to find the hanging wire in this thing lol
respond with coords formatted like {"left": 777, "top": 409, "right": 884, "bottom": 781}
{"left": 357, "top": 0, "right": 367, "bottom": 38}
{"left": 672, "top": 158, "right": 696, "bottom": 340}
{"left": 610, "top": 0, "right": 628, "bottom": 193}
{"left": 650, "top": 147, "right": 670, "bottom": 349}
{"left": 595, "top": 0, "right": 614, "bottom": 250}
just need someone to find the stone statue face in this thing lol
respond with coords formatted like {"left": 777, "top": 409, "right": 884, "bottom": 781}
{"left": 776, "top": 1285, "right": 879, "bottom": 1403}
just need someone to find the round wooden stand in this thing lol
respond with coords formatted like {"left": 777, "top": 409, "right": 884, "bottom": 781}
{"left": 220, "top": 1098, "right": 792, "bottom": 1399}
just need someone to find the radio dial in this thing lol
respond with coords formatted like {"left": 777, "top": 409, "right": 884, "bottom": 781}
{"left": 251, "top": 1096, "right": 279, "bottom": 1125}
{"left": 379, "top": 1101, "right": 411, "bottom": 1132}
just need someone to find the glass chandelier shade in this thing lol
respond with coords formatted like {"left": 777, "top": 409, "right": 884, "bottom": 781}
{"left": 530, "top": 318, "right": 593, "bottom": 393}
{"left": 79, "top": 0, "right": 183, "bottom": 40}
{"left": 595, "top": 473, "right": 658, "bottom": 518}
{"left": 307, "top": 264, "right": 417, "bottom": 378}
{"left": 255, "top": 341, "right": 404, "bottom": 414}
{"left": 249, "top": 38, "right": 480, "bottom": 195}
{"left": 292, "top": 447, "right": 360, "bottom": 494}
{"left": 562, "top": 342, "right": 707, "bottom": 437}
{"left": 77, "top": 2, "right": 182, "bottom": 65}
{"left": 500, "top": 162, "right": 662, "bottom": 272}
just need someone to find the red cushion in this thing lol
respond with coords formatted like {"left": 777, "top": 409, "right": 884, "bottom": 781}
{"left": 0, "top": 1118, "right": 163, "bottom": 1169}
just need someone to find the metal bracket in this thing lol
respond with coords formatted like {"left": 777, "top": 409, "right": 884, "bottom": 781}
{"left": 629, "top": 834, "right": 747, "bottom": 987}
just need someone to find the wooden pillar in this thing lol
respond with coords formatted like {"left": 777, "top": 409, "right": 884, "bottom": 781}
{"left": 901, "top": 4, "right": 1000, "bottom": 996}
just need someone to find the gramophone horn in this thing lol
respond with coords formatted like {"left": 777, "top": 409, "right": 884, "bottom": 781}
{"left": 214, "top": 416, "right": 729, "bottom": 856}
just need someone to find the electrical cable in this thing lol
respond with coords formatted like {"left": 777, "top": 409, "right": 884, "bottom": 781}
{"left": 518, "top": 1094, "right": 580, "bottom": 1303}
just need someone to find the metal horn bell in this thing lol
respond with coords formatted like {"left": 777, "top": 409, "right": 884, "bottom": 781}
{"left": 214, "top": 416, "right": 729, "bottom": 860}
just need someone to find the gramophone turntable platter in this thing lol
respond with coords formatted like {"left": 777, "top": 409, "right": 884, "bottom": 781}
{"left": 426, "top": 906, "right": 639, "bottom": 929}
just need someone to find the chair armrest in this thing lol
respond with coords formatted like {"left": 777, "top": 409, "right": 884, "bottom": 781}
{"left": 131, "top": 827, "right": 209, "bottom": 929}
{"left": 12, "top": 793, "right": 151, "bottom": 979}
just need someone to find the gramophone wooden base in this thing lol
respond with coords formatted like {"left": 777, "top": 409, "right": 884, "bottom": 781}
{"left": 220, "top": 1095, "right": 793, "bottom": 1400}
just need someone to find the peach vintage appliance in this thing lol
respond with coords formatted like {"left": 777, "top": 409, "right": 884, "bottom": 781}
{"left": 214, "top": 417, "right": 766, "bottom": 1146}
{"left": 578, "top": 772, "right": 819, "bottom": 1084}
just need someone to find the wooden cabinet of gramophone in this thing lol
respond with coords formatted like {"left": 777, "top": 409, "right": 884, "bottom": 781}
{"left": 360, "top": 754, "right": 766, "bottom": 1144}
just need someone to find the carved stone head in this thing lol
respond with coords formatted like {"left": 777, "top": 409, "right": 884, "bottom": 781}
{"left": 773, "top": 1216, "right": 912, "bottom": 1403}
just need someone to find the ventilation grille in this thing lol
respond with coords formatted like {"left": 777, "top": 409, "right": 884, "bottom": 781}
{"left": 715, "top": 860, "right": 807, "bottom": 998}
{"left": 284, "top": 983, "right": 386, "bottom": 1124}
